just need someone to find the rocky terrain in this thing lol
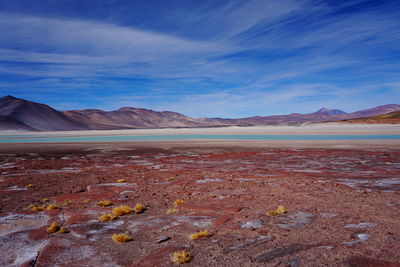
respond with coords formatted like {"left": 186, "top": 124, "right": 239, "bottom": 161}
{"left": 1, "top": 145, "right": 399, "bottom": 266}
{"left": 1, "top": 95, "right": 399, "bottom": 131}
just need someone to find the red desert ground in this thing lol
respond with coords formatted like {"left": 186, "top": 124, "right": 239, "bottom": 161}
{"left": 1, "top": 96, "right": 400, "bottom": 266}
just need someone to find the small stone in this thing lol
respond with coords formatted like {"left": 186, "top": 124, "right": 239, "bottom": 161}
{"left": 344, "top": 222, "right": 377, "bottom": 229}
{"left": 155, "top": 236, "right": 171, "bottom": 244}
{"left": 227, "top": 235, "right": 273, "bottom": 251}
{"left": 241, "top": 220, "right": 264, "bottom": 229}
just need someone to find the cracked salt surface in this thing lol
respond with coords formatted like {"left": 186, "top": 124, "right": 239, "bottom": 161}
{"left": 89, "top": 182, "right": 137, "bottom": 188}
{"left": 69, "top": 220, "right": 124, "bottom": 241}
{"left": 196, "top": 178, "right": 225, "bottom": 184}
{"left": 0, "top": 232, "right": 47, "bottom": 267}
{"left": 274, "top": 211, "right": 316, "bottom": 229}
{"left": 49, "top": 239, "right": 119, "bottom": 267}
{"left": 153, "top": 181, "right": 171, "bottom": 185}
{"left": 241, "top": 220, "right": 264, "bottom": 229}
{"left": 320, "top": 213, "right": 338, "bottom": 219}
{"left": 34, "top": 168, "right": 80, "bottom": 174}
{"left": 344, "top": 222, "right": 377, "bottom": 229}
{"left": 128, "top": 215, "right": 213, "bottom": 233}
{"left": 130, "top": 160, "right": 153, "bottom": 166}
{"left": 233, "top": 178, "right": 259, "bottom": 182}
{"left": 119, "top": 190, "right": 134, "bottom": 195}
{"left": 227, "top": 235, "right": 273, "bottom": 251}
{"left": 7, "top": 185, "right": 27, "bottom": 191}
{"left": 0, "top": 163, "right": 16, "bottom": 169}
{"left": 209, "top": 189, "right": 247, "bottom": 195}
{"left": 292, "top": 169, "right": 323, "bottom": 173}
{"left": 112, "top": 164, "right": 125, "bottom": 167}
{"left": 343, "top": 233, "right": 370, "bottom": 246}
{"left": 0, "top": 213, "right": 49, "bottom": 236}
{"left": 338, "top": 178, "right": 400, "bottom": 191}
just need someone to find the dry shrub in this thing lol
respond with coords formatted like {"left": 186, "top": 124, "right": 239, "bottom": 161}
{"left": 267, "top": 205, "right": 286, "bottom": 216}
{"left": 31, "top": 205, "right": 46, "bottom": 211}
{"left": 134, "top": 203, "right": 144, "bottom": 214}
{"left": 189, "top": 230, "right": 210, "bottom": 240}
{"left": 47, "top": 222, "right": 60, "bottom": 233}
{"left": 46, "top": 204, "right": 59, "bottom": 211}
{"left": 97, "top": 200, "right": 112, "bottom": 207}
{"left": 113, "top": 205, "right": 133, "bottom": 216}
{"left": 99, "top": 213, "right": 118, "bottom": 222}
{"left": 167, "top": 208, "right": 179, "bottom": 214}
{"left": 173, "top": 199, "right": 184, "bottom": 206}
{"left": 171, "top": 250, "right": 191, "bottom": 264}
{"left": 112, "top": 233, "right": 132, "bottom": 243}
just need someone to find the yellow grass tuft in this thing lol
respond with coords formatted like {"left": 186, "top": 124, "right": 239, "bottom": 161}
{"left": 97, "top": 200, "right": 112, "bottom": 207}
{"left": 25, "top": 204, "right": 34, "bottom": 210}
{"left": 31, "top": 205, "right": 46, "bottom": 211}
{"left": 113, "top": 205, "right": 133, "bottom": 216}
{"left": 47, "top": 222, "right": 60, "bottom": 233}
{"left": 46, "top": 204, "right": 60, "bottom": 211}
{"left": 42, "top": 198, "right": 50, "bottom": 202}
{"left": 58, "top": 227, "right": 69, "bottom": 233}
{"left": 172, "top": 250, "right": 191, "bottom": 264}
{"left": 26, "top": 184, "right": 35, "bottom": 188}
{"left": 83, "top": 199, "right": 91, "bottom": 203}
{"left": 267, "top": 205, "right": 286, "bottom": 216}
{"left": 189, "top": 230, "right": 210, "bottom": 240}
{"left": 167, "top": 208, "right": 179, "bottom": 214}
{"left": 99, "top": 213, "right": 118, "bottom": 222}
{"left": 112, "top": 233, "right": 132, "bottom": 243}
{"left": 60, "top": 200, "right": 73, "bottom": 206}
{"left": 134, "top": 203, "right": 144, "bottom": 214}
{"left": 173, "top": 199, "right": 185, "bottom": 206}
{"left": 116, "top": 179, "right": 126, "bottom": 183}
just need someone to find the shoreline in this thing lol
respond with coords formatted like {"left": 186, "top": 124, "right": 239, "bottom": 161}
{"left": 1, "top": 139, "right": 400, "bottom": 155}
{"left": 1, "top": 123, "right": 400, "bottom": 137}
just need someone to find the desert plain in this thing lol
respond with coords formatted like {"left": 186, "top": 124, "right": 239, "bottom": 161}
{"left": 0, "top": 124, "right": 400, "bottom": 266}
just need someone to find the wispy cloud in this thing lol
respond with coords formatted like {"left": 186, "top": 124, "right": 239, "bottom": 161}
{"left": 0, "top": 0, "right": 399, "bottom": 117}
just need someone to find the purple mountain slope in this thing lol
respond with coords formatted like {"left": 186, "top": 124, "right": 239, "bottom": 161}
{"left": 1, "top": 95, "right": 399, "bottom": 131}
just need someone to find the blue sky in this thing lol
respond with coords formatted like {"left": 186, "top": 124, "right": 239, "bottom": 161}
{"left": 0, "top": 0, "right": 399, "bottom": 118}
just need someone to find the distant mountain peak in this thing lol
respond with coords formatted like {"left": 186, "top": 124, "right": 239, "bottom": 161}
{"left": 1, "top": 95, "right": 18, "bottom": 100}
{"left": 315, "top": 108, "right": 347, "bottom": 115}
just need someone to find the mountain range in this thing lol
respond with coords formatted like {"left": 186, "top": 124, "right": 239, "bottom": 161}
{"left": 0, "top": 95, "right": 399, "bottom": 131}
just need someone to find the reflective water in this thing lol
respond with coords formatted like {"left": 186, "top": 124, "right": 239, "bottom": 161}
{"left": 0, "top": 134, "right": 399, "bottom": 143}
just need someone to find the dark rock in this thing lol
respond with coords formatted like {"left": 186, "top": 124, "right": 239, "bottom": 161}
{"left": 155, "top": 236, "right": 171, "bottom": 244}
{"left": 227, "top": 235, "right": 273, "bottom": 251}
{"left": 255, "top": 243, "right": 307, "bottom": 263}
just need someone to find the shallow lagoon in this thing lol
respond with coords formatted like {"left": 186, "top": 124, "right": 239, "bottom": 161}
{"left": 0, "top": 134, "right": 399, "bottom": 143}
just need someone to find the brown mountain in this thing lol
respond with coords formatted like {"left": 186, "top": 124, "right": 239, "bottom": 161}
{"left": 0, "top": 95, "right": 86, "bottom": 131}
{"left": 0, "top": 95, "right": 399, "bottom": 131}
{"left": 63, "top": 107, "right": 207, "bottom": 129}
{"left": 340, "top": 111, "right": 400, "bottom": 124}
{"left": 199, "top": 108, "right": 349, "bottom": 126}
{"left": 347, "top": 104, "right": 400, "bottom": 118}
{"left": 200, "top": 105, "right": 400, "bottom": 126}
